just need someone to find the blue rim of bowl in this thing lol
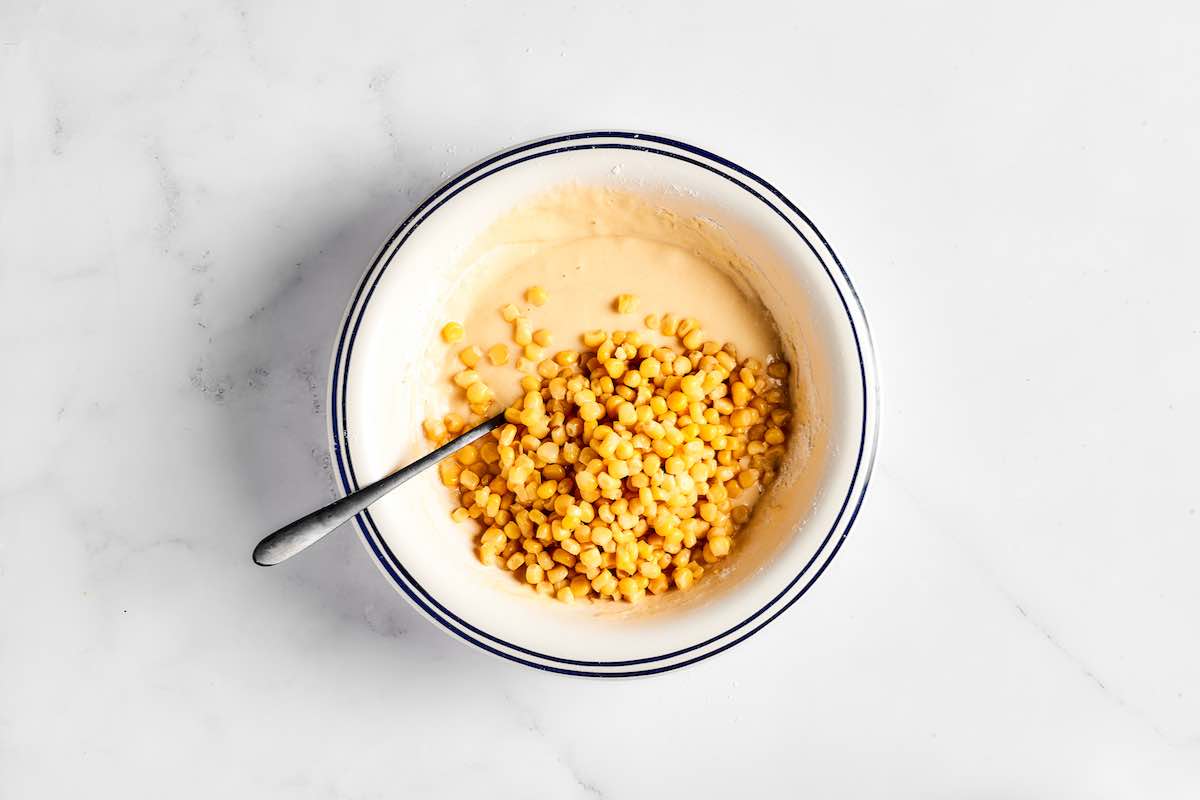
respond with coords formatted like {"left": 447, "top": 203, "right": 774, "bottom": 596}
{"left": 329, "top": 131, "right": 879, "bottom": 677}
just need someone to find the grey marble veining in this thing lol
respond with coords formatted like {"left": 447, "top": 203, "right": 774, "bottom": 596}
{"left": 2, "top": 1, "right": 1199, "bottom": 797}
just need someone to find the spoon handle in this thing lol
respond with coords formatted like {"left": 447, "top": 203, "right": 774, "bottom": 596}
{"left": 252, "top": 413, "right": 507, "bottom": 566}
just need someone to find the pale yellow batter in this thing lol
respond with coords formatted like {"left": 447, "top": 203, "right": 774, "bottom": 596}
{"left": 425, "top": 186, "right": 785, "bottom": 415}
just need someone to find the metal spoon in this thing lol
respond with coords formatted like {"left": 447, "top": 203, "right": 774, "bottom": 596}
{"left": 252, "top": 412, "right": 507, "bottom": 566}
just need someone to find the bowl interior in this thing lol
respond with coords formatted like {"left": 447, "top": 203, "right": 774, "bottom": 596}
{"left": 340, "top": 144, "right": 865, "bottom": 662}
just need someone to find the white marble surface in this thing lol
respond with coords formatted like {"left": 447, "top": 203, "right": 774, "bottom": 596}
{"left": 3, "top": 1, "right": 1199, "bottom": 796}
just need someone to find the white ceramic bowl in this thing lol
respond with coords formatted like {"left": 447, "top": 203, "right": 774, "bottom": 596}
{"left": 329, "top": 132, "right": 878, "bottom": 676}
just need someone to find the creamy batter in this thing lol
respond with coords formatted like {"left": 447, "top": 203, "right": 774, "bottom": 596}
{"left": 426, "top": 186, "right": 786, "bottom": 415}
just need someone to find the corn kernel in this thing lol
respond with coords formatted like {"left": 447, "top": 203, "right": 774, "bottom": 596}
{"left": 422, "top": 417, "right": 445, "bottom": 442}
{"left": 514, "top": 318, "right": 533, "bottom": 346}
{"left": 443, "top": 412, "right": 465, "bottom": 435}
{"left": 500, "top": 304, "right": 520, "bottom": 322}
{"left": 673, "top": 567, "right": 694, "bottom": 590}
{"left": 466, "top": 382, "right": 492, "bottom": 405}
{"left": 526, "top": 285, "right": 549, "bottom": 306}
{"left": 440, "top": 321, "right": 464, "bottom": 343}
{"left": 453, "top": 370, "right": 481, "bottom": 389}
{"left": 487, "top": 343, "right": 510, "bottom": 365}
{"left": 614, "top": 294, "right": 639, "bottom": 314}
{"left": 729, "top": 408, "right": 757, "bottom": 428}
{"left": 457, "top": 345, "right": 482, "bottom": 368}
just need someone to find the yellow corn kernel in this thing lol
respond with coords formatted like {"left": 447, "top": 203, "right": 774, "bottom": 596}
{"left": 680, "top": 374, "right": 705, "bottom": 401}
{"left": 438, "top": 460, "right": 462, "bottom": 487}
{"left": 643, "top": 313, "right": 660, "bottom": 330}
{"left": 533, "top": 328, "right": 553, "bottom": 347}
{"left": 604, "top": 359, "right": 626, "bottom": 379}
{"left": 708, "top": 535, "right": 732, "bottom": 557}
{"left": 660, "top": 314, "right": 679, "bottom": 337}
{"left": 422, "top": 417, "right": 446, "bottom": 442}
{"left": 500, "top": 303, "right": 520, "bottom": 322}
{"left": 440, "top": 321, "right": 465, "bottom": 343}
{"left": 513, "top": 318, "right": 533, "bottom": 346}
{"left": 673, "top": 566, "right": 694, "bottom": 590}
{"left": 457, "top": 345, "right": 482, "bottom": 368}
{"left": 580, "top": 547, "right": 603, "bottom": 569}
{"left": 582, "top": 330, "right": 607, "bottom": 348}
{"left": 526, "top": 285, "right": 549, "bottom": 306}
{"left": 466, "top": 382, "right": 492, "bottom": 404}
{"left": 443, "top": 412, "right": 465, "bottom": 435}
{"left": 615, "top": 402, "right": 637, "bottom": 426}
{"left": 451, "top": 506, "right": 470, "bottom": 523}
{"left": 731, "top": 382, "right": 754, "bottom": 409}
{"left": 487, "top": 343, "right": 510, "bottom": 365}
{"left": 524, "top": 343, "right": 545, "bottom": 361}
{"left": 453, "top": 369, "right": 481, "bottom": 388}
{"left": 729, "top": 408, "right": 758, "bottom": 428}
{"left": 614, "top": 294, "right": 639, "bottom": 314}
{"left": 578, "top": 401, "right": 602, "bottom": 422}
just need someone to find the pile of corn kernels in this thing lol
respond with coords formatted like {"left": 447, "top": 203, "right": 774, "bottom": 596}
{"left": 423, "top": 287, "right": 791, "bottom": 604}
